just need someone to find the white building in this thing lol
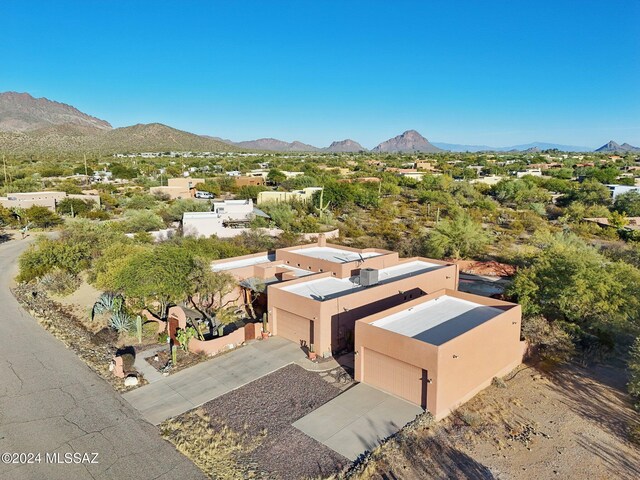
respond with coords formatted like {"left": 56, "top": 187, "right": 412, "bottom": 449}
{"left": 183, "top": 199, "right": 271, "bottom": 238}
{"left": 607, "top": 184, "right": 640, "bottom": 199}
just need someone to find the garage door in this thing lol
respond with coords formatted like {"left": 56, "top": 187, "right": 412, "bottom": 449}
{"left": 362, "top": 348, "right": 426, "bottom": 407}
{"left": 276, "top": 310, "right": 313, "bottom": 347}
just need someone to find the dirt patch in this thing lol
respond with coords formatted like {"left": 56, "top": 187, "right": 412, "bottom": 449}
{"left": 164, "top": 364, "right": 349, "bottom": 479}
{"left": 344, "top": 362, "right": 640, "bottom": 480}
{"left": 144, "top": 347, "right": 208, "bottom": 375}
{"left": 12, "top": 283, "right": 146, "bottom": 392}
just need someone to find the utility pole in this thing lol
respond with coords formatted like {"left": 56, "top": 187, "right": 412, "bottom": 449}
{"left": 84, "top": 154, "right": 88, "bottom": 177}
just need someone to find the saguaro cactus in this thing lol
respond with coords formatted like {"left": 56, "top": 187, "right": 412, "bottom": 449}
{"left": 315, "top": 187, "right": 330, "bottom": 220}
{"left": 135, "top": 315, "right": 142, "bottom": 344}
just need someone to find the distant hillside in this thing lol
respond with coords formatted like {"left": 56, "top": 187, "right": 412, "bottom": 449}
{"left": 433, "top": 141, "right": 593, "bottom": 152}
{"left": 595, "top": 140, "right": 640, "bottom": 153}
{"left": 373, "top": 130, "right": 443, "bottom": 153}
{"left": 232, "top": 138, "right": 320, "bottom": 152}
{"left": 0, "top": 91, "right": 112, "bottom": 133}
{"left": 0, "top": 123, "right": 237, "bottom": 155}
{"left": 324, "top": 139, "right": 367, "bottom": 152}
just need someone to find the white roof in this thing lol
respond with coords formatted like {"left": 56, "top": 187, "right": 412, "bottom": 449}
{"left": 371, "top": 295, "right": 504, "bottom": 345}
{"left": 288, "top": 246, "right": 383, "bottom": 263}
{"left": 281, "top": 260, "right": 442, "bottom": 301}
{"left": 212, "top": 254, "right": 275, "bottom": 271}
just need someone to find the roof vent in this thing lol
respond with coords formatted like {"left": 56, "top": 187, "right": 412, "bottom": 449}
{"left": 360, "top": 268, "right": 379, "bottom": 287}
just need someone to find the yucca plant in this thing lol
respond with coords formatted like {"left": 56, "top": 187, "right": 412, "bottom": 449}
{"left": 91, "top": 292, "right": 124, "bottom": 321}
{"left": 109, "top": 311, "right": 133, "bottom": 334}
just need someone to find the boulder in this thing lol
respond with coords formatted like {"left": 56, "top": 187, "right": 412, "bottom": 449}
{"left": 124, "top": 375, "right": 139, "bottom": 387}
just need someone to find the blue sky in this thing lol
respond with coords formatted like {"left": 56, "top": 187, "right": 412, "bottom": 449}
{"left": 1, "top": 1, "right": 639, "bottom": 148}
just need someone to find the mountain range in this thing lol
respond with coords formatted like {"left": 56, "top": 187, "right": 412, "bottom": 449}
{"left": 0, "top": 92, "right": 637, "bottom": 154}
{"left": 594, "top": 140, "right": 640, "bottom": 153}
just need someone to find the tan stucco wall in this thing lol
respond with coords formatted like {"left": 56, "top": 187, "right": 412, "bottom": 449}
{"left": 354, "top": 289, "right": 523, "bottom": 420}
{"left": 275, "top": 243, "right": 399, "bottom": 278}
{"left": 268, "top": 263, "right": 458, "bottom": 357}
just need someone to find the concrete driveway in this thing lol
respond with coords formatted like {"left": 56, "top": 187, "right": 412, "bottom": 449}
{"left": 0, "top": 236, "right": 205, "bottom": 480}
{"left": 293, "top": 383, "right": 423, "bottom": 460}
{"left": 123, "top": 336, "right": 305, "bottom": 425}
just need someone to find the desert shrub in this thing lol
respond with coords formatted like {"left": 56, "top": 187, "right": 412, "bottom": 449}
{"left": 81, "top": 209, "right": 111, "bottom": 220}
{"left": 115, "top": 210, "right": 165, "bottom": 233}
{"left": 23, "top": 205, "right": 63, "bottom": 228}
{"left": 458, "top": 410, "right": 484, "bottom": 428}
{"left": 18, "top": 237, "right": 92, "bottom": 282}
{"left": 521, "top": 316, "right": 575, "bottom": 364}
{"left": 629, "top": 337, "right": 640, "bottom": 411}
{"left": 123, "top": 193, "right": 158, "bottom": 210}
{"left": 39, "top": 269, "right": 80, "bottom": 295}
{"left": 57, "top": 197, "right": 95, "bottom": 217}
{"left": 492, "top": 376, "right": 507, "bottom": 389}
{"left": 160, "top": 198, "right": 210, "bottom": 223}
{"left": 424, "top": 212, "right": 491, "bottom": 259}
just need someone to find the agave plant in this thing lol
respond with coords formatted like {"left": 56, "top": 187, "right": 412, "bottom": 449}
{"left": 91, "top": 292, "right": 124, "bottom": 320}
{"left": 109, "top": 311, "right": 133, "bottom": 334}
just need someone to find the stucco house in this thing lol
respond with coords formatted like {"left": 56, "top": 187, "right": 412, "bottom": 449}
{"left": 209, "top": 235, "right": 524, "bottom": 419}
{"left": 150, "top": 177, "right": 204, "bottom": 199}
{"left": 0, "top": 191, "right": 101, "bottom": 211}
{"left": 182, "top": 199, "right": 271, "bottom": 238}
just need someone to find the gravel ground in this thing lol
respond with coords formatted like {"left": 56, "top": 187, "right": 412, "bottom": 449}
{"left": 345, "top": 361, "right": 640, "bottom": 480}
{"left": 202, "top": 363, "right": 349, "bottom": 479}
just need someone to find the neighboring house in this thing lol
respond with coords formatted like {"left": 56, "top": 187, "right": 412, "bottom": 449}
{"left": 281, "top": 171, "right": 305, "bottom": 179}
{"left": 182, "top": 199, "right": 271, "bottom": 238}
{"left": 257, "top": 187, "right": 323, "bottom": 205}
{"left": 607, "top": 184, "right": 640, "bottom": 199}
{"left": 415, "top": 160, "right": 437, "bottom": 171}
{"left": 211, "top": 235, "right": 524, "bottom": 420}
{"left": 516, "top": 168, "right": 542, "bottom": 178}
{"left": 150, "top": 177, "right": 204, "bottom": 199}
{"left": 234, "top": 176, "right": 265, "bottom": 187}
{"left": 0, "top": 191, "right": 101, "bottom": 211}
{"left": 470, "top": 175, "right": 505, "bottom": 186}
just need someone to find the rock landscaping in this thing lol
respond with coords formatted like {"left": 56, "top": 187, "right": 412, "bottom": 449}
{"left": 12, "top": 283, "right": 144, "bottom": 392}
{"left": 162, "top": 363, "right": 349, "bottom": 479}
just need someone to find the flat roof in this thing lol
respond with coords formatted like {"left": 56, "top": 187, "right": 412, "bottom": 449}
{"left": 212, "top": 253, "right": 276, "bottom": 271}
{"left": 274, "top": 264, "right": 316, "bottom": 277}
{"left": 371, "top": 295, "right": 504, "bottom": 345}
{"left": 281, "top": 260, "right": 442, "bottom": 301}
{"left": 288, "top": 246, "right": 383, "bottom": 263}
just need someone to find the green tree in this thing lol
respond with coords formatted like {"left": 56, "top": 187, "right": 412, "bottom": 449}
{"left": 425, "top": 212, "right": 491, "bottom": 259}
{"left": 23, "top": 205, "right": 62, "bottom": 228}
{"left": 104, "top": 245, "right": 196, "bottom": 320}
{"left": 613, "top": 191, "right": 640, "bottom": 216}
{"left": 267, "top": 168, "right": 286, "bottom": 185}
{"left": 509, "top": 233, "right": 640, "bottom": 332}
{"left": 56, "top": 198, "right": 95, "bottom": 217}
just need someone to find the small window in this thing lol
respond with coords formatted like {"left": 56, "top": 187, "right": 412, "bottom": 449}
{"left": 297, "top": 263, "right": 301, "bottom": 267}
{"left": 319, "top": 269, "right": 323, "bottom": 272}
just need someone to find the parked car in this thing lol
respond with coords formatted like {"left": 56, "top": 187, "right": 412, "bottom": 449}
{"left": 195, "top": 191, "right": 214, "bottom": 199}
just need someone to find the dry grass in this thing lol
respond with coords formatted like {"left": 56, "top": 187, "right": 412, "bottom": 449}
{"left": 161, "top": 408, "right": 260, "bottom": 480}
{"left": 344, "top": 362, "right": 640, "bottom": 480}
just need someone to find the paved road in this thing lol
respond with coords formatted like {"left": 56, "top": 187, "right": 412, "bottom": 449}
{"left": 0, "top": 237, "right": 206, "bottom": 480}
{"left": 124, "top": 336, "right": 305, "bottom": 425}
{"left": 293, "top": 383, "right": 423, "bottom": 460}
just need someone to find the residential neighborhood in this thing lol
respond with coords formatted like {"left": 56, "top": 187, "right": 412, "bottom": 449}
{"left": 1, "top": 1, "right": 640, "bottom": 479}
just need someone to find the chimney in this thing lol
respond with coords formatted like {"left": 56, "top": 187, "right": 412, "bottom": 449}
{"left": 317, "top": 233, "right": 326, "bottom": 247}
